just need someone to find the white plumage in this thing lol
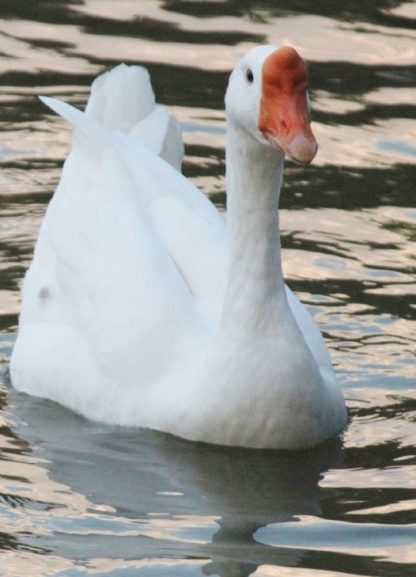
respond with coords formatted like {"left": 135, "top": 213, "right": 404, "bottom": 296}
{"left": 11, "top": 46, "right": 347, "bottom": 449}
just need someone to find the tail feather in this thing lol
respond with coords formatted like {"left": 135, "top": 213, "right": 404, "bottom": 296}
{"left": 40, "top": 96, "right": 100, "bottom": 134}
{"left": 85, "top": 64, "right": 155, "bottom": 132}
{"left": 40, "top": 64, "right": 184, "bottom": 170}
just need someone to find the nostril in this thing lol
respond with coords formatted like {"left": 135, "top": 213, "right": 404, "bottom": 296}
{"left": 280, "top": 119, "right": 288, "bottom": 133}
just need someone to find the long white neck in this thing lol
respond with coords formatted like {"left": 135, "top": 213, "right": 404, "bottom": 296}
{"left": 221, "top": 121, "right": 288, "bottom": 334}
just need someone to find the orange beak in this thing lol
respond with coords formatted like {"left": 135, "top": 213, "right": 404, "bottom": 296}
{"left": 258, "top": 46, "right": 317, "bottom": 164}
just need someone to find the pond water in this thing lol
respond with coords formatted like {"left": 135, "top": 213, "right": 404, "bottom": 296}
{"left": 0, "top": 1, "right": 416, "bottom": 576}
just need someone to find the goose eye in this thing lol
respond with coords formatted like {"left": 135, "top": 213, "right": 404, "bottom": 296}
{"left": 246, "top": 69, "right": 254, "bottom": 84}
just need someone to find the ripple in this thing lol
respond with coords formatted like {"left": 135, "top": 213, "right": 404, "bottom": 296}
{"left": 255, "top": 516, "right": 416, "bottom": 562}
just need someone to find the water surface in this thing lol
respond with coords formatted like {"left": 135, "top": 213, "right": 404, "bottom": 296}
{"left": 0, "top": 1, "right": 415, "bottom": 576}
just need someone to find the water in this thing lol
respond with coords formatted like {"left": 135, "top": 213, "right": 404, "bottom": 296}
{"left": 0, "top": 1, "right": 415, "bottom": 575}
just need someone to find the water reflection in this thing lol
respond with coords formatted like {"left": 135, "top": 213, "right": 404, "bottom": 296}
{"left": 3, "top": 382, "right": 416, "bottom": 576}
{"left": 4, "top": 386, "right": 344, "bottom": 577}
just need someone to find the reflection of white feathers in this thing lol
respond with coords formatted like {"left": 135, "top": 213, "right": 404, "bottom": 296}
{"left": 11, "top": 49, "right": 346, "bottom": 449}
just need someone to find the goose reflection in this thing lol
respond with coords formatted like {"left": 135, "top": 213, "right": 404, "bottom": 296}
{"left": 11, "top": 389, "right": 344, "bottom": 576}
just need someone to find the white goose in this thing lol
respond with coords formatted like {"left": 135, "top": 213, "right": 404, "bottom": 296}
{"left": 11, "top": 45, "right": 347, "bottom": 450}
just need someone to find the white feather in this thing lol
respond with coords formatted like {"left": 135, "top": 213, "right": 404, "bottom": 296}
{"left": 11, "top": 51, "right": 347, "bottom": 449}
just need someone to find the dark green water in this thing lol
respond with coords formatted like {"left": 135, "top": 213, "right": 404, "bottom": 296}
{"left": 0, "top": 1, "right": 415, "bottom": 576}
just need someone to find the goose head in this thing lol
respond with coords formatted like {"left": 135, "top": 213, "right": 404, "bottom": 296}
{"left": 225, "top": 45, "right": 317, "bottom": 164}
